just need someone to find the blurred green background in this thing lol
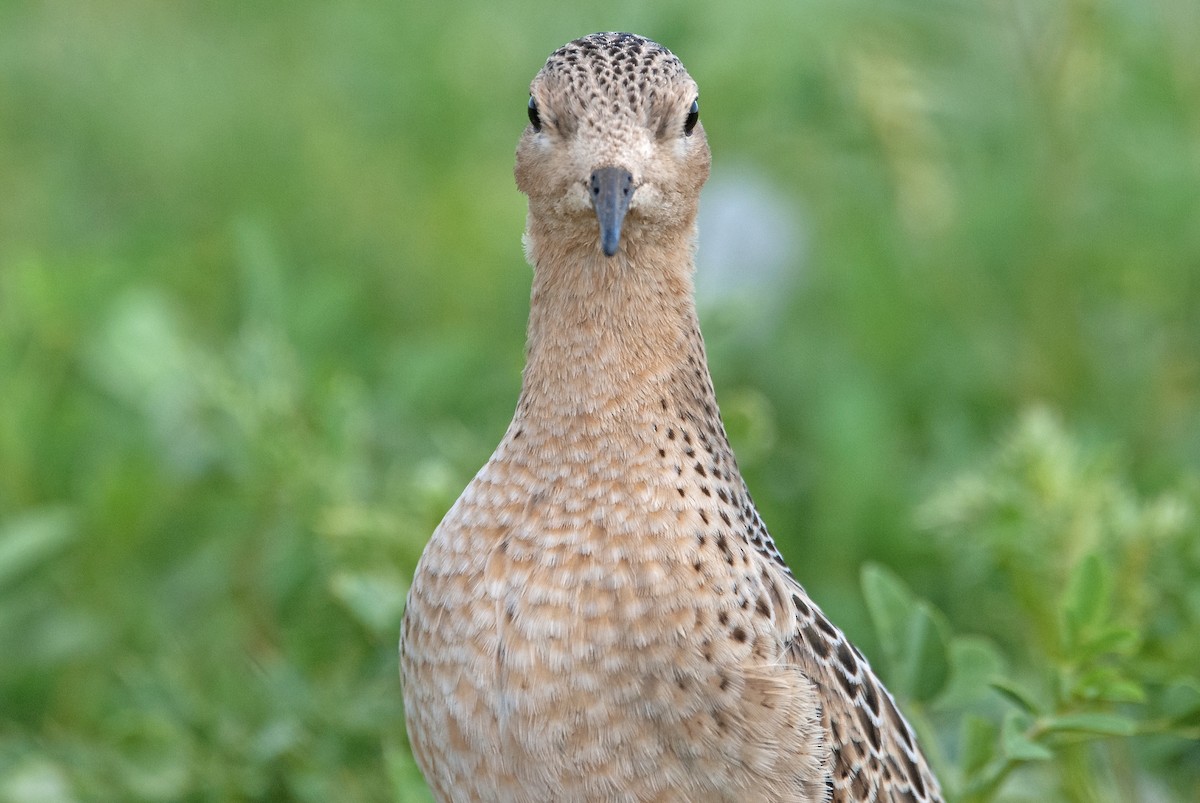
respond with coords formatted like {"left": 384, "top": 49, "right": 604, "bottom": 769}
{"left": 2, "top": 0, "right": 1198, "bottom": 800}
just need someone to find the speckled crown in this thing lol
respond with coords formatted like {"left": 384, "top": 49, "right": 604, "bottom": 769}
{"left": 532, "top": 33, "right": 694, "bottom": 137}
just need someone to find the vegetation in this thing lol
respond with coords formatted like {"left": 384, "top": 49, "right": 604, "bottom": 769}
{"left": 1, "top": 0, "right": 1197, "bottom": 800}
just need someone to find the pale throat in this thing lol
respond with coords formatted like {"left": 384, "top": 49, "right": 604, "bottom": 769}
{"left": 515, "top": 223, "right": 706, "bottom": 429}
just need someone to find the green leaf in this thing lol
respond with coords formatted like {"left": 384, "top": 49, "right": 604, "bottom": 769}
{"left": 1099, "top": 680, "right": 1148, "bottom": 705}
{"left": 1161, "top": 679, "right": 1200, "bottom": 725}
{"left": 0, "top": 506, "right": 77, "bottom": 592}
{"left": 1078, "top": 626, "right": 1140, "bottom": 660}
{"left": 961, "top": 713, "right": 999, "bottom": 775}
{"left": 936, "top": 635, "right": 1007, "bottom": 709}
{"left": 990, "top": 678, "right": 1044, "bottom": 714}
{"left": 905, "top": 602, "right": 952, "bottom": 702}
{"left": 1061, "top": 552, "right": 1111, "bottom": 649}
{"left": 1071, "top": 666, "right": 1146, "bottom": 703}
{"left": 862, "top": 562, "right": 915, "bottom": 673}
{"left": 861, "top": 564, "right": 950, "bottom": 701}
{"left": 1041, "top": 712, "right": 1137, "bottom": 737}
{"left": 329, "top": 570, "right": 410, "bottom": 637}
{"left": 1001, "top": 710, "right": 1053, "bottom": 762}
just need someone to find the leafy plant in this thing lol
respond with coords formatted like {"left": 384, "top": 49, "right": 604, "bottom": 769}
{"left": 865, "top": 410, "right": 1200, "bottom": 801}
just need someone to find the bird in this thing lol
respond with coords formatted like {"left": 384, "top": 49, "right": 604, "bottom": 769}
{"left": 400, "top": 32, "right": 944, "bottom": 803}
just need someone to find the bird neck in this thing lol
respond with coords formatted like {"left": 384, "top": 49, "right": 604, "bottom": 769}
{"left": 515, "top": 226, "right": 715, "bottom": 433}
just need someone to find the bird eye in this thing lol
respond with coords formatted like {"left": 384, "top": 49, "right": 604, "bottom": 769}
{"left": 684, "top": 98, "right": 699, "bottom": 136}
{"left": 528, "top": 96, "right": 541, "bottom": 131}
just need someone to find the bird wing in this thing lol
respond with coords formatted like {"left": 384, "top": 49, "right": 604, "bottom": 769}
{"left": 775, "top": 575, "right": 943, "bottom": 803}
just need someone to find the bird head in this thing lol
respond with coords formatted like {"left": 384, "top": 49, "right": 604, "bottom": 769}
{"left": 515, "top": 32, "right": 712, "bottom": 260}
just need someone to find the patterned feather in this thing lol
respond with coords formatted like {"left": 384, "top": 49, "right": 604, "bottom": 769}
{"left": 401, "top": 32, "right": 943, "bottom": 803}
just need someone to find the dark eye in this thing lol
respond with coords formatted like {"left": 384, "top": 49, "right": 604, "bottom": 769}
{"left": 684, "top": 98, "right": 699, "bottom": 136}
{"left": 528, "top": 96, "right": 541, "bottom": 131}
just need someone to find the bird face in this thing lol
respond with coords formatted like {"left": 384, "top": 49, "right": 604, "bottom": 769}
{"left": 515, "top": 33, "right": 712, "bottom": 258}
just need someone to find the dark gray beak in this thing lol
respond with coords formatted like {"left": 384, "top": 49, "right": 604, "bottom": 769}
{"left": 590, "top": 167, "right": 634, "bottom": 257}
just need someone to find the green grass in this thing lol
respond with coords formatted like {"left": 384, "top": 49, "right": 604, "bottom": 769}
{"left": 2, "top": 0, "right": 1198, "bottom": 800}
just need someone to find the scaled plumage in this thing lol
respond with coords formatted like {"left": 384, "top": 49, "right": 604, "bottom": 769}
{"left": 401, "top": 32, "right": 943, "bottom": 803}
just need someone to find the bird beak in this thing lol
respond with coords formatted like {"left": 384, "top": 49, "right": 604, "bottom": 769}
{"left": 590, "top": 167, "right": 634, "bottom": 257}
